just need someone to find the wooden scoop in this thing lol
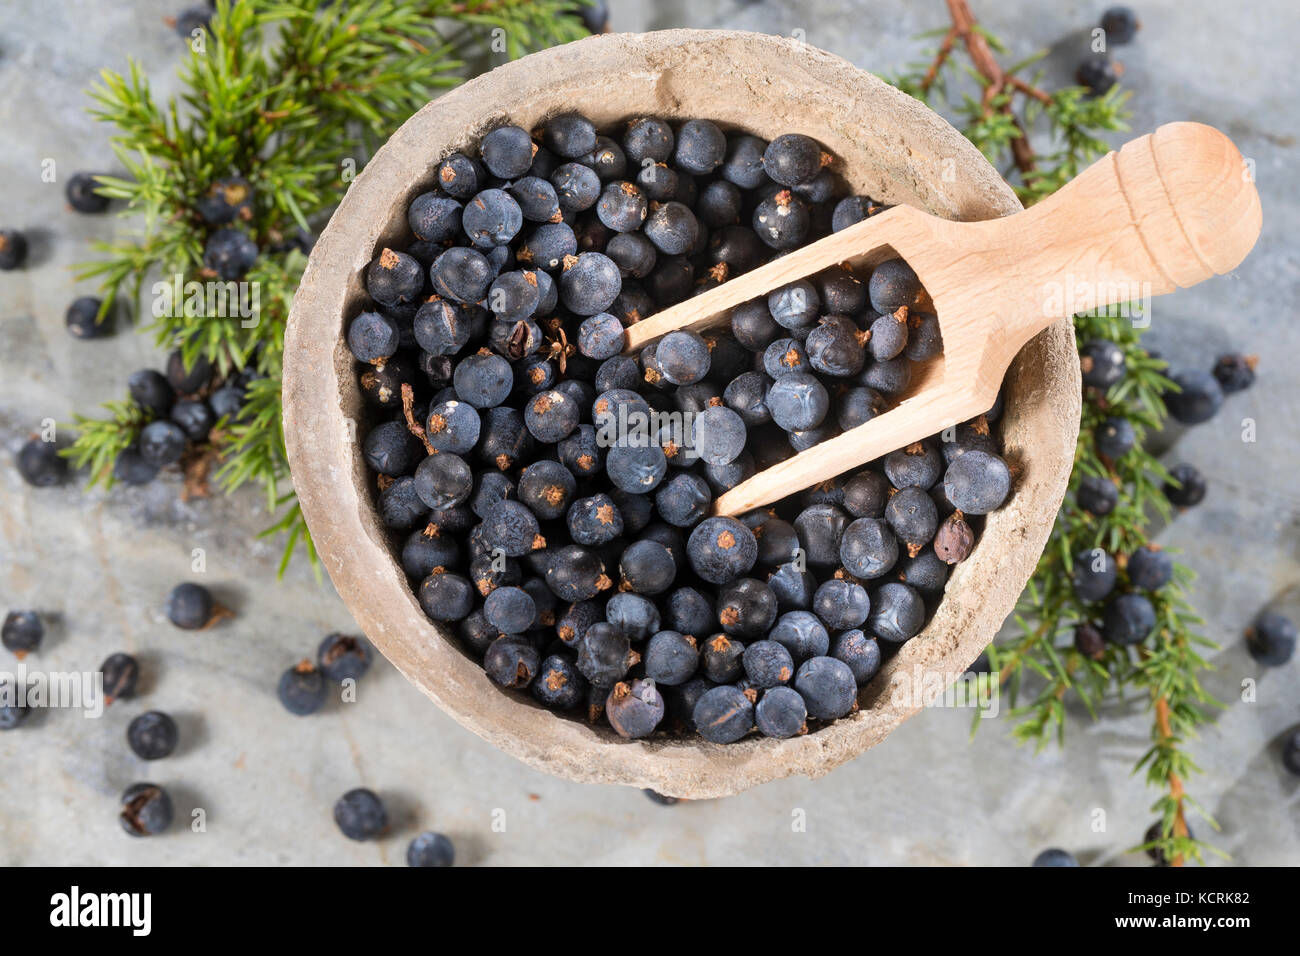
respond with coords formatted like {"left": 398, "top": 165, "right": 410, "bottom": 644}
{"left": 624, "top": 122, "right": 1262, "bottom": 516}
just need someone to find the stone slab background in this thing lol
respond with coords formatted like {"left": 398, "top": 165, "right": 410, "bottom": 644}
{"left": 0, "top": 0, "right": 1296, "bottom": 865}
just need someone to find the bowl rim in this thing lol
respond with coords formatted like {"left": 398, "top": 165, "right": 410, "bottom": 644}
{"left": 283, "top": 28, "right": 1081, "bottom": 798}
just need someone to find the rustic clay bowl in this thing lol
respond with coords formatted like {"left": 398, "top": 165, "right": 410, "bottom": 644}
{"left": 283, "top": 29, "right": 1081, "bottom": 798}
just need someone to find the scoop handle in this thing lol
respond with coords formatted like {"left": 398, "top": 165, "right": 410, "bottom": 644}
{"left": 942, "top": 122, "right": 1262, "bottom": 348}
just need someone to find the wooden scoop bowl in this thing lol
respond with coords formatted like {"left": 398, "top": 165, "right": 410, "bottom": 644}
{"left": 625, "top": 122, "right": 1262, "bottom": 516}
{"left": 282, "top": 30, "right": 1183, "bottom": 797}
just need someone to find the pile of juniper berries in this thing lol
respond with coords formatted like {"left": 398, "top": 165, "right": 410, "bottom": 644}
{"left": 348, "top": 113, "right": 1014, "bottom": 743}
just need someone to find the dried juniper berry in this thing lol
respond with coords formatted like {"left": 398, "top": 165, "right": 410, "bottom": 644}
{"left": 753, "top": 189, "right": 809, "bottom": 249}
{"left": 576, "top": 312, "right": 625, "bottom": 360}
{"left": 517, "top": 461, "right": 575, "bottom": 521}
{"left": 767, "top": 561, "right": 818, "bottom": 611}
{"left": 402, "top": 528, "right": 462, "bottom": 582}
{"left": 424, "top": 400, "right": 480, "bottom": 455}
{"left": 203, "top": 227, "right": 259, "bottom": 280}
{"left": 606, "top": 442, "right": 667, "bottom": 495}
{"left": 1080, "top": 339, "right": 1126, "bottom": 389}
{"left": 483, "top": 586, "right": 536, "bottom": 636}
{"left": 559, "top": 251, "right": 621, "bottom": 316}
{"left": 165, "top": 583, "right": 216, "bottom": 630}
{"left": 713, "top": 578, "right": 777, "bottom": 640}
{"left": 696, "top": 179, "right": 742, "bottom": 229}
{"left": 1076, "top": 55, "right": 1120, "bottom": 95}
{"left": 544, "top": 113, "right": 597, "bottom": 159}
{"left": 606, "top": 679, "right": 664, "bottom": 739}
{"left": 861, "top": 355, "right": 912, "bottom": 395}
{"left": 643, "top": 201, "right": 700, "bottom": 256}
{"left": 413, "top": 453, "right": 473, "bottom": 511}
{"left": 813, "top": 579, "right": 870, "bottom": 631}
{"left": 742, "top": 639, "right": 794, "bottom": 689}
{"left": 432, "top": 246, "right": 494, "bottom": 304}
{"left": 480, "top": 125, "right": 536, "bottom": 179}
{"left": 944, "top": 450, "right": 1011, "bottom": 514}
{"left": 66, "top": 171, "right": 110, "bottom": 213}
{"left": 524, "top": 390, "right": 579, "bottom": 444}
{"left": 137, "top": 420, "right": 187, "bottom": 469}
{"left": 1074, "top": 622, "right": 1106, "bottom": 660}
{"left": 693, "top": 684, "right": 754, "bottom": 743}
{"left": 113, "top": 448, "right": 159, "bottom": 486}
{"left": 664, "top": 587, "right": 711, "bottom": 639}
{"left": 756, "top": 685, "right": 807, "bottom": 738}
{"left": 1100, "top": 5, "right": 1140, "bottom": 42}
{"left": 839, "top": 517, "right": 898, "bottom": 579}
{"left": 483, "top": 500, "right": 545, "bottom": 557}
{"left": 576, "top": 622, "right": 633, "bottom": 687}
{"left": 1127, "top": 546, "right": 1172, "bottom": 591}
{"left": 762, "top": 133, "right": 826, "bottom": 187}
{"left": 484, "top": 636, "right": 540, "bottom": 688}
{"left": 602, "top": 593, "right": 658, "bottom": 644}
{"left": 127, "top": 710, "right": 179, "bottom": 757}
{"left": 867, "top": 259, "right": 919, "bottom": 314}
{"left": 417, "top": 568, "right": 475, "bottom": 622}
{"left": 1212, "top": 353, "right": 1256, "bottom": 394}
{"left": 794, "top": 656, "right": 857, "bottom": 720}
{"left": 868, "top": 583, "right": 926, "bottom": 645}
{"left": 407, "top": 192, "right": 463, "bottom": 243}
{"left": 1102, "top": 593, "right": 1156, "bottom": 645}
{"left": 618, "top": 538, "right": 676, "bottom": 595}
{"left": 766, "top": 373, "right": 829, "bottom": 432}
{"left": 1163, "top": 463, "right": 1206, "bottom": 508}
{"left": 1164, "top": 368, "right": 1224, "bottom": 425}
{"left": 0, "top": 682, "right": 26, "bottom": 730}
{"left": 462, "top": 189, "right": 523, "bottom": 249}
{"left": 169, "top": 400, "right": 215, "bottom": 442}
{"left": 886, "top": 486, "right": 939, "bottom": 555}
{"left": 545, "top": 545, "right": 611, "bottom": 602}
{"left": 407, "top": 831, "right": 455, "bottom": 867}
{"left": 65, "top": 296, "right": 113, "bottom": 339}
{"left": 842, "top": 470, "right": 890, "bottom": 519}
{"left": 334, "top": 788, "right": 388, "bottom": 841}
{"left": 0, "top": 229, "right": 28, "bottom": 270}
{"left": 1072, "top": 547, "right": 1117, "bottom": 602}
{"left": 594, "top": 181, "right": 647, "bottom": 233}
{"left": 905, "top": 311, "right": 942, "bottom": 361}
{"left": 769, "top": 610, "right": 830, "bottom": 663}
{"left": 650, "top": 472, "right": 710, "bottom": 528}
{"left": 1246, "top": 611, "right": 1296, "bottom": 667}
{"left": 120, "top": 784, "right": 173, "bottom": 837}
{"left": 347, "top": 311, "right": 400, "bottom": 364}
{"left": 100, "top": 652, "right": 140, "bottom": 703}
{"left": 317, "top": 634, "right": 372, "bottom": 683}
{"left": 883, "top": 441, "right": 942, "bottom": 489}
{"left": 532, "top": 654, "right": 587, "bottom": 711}
{"left": 716, "top": 133, "right": 767, "bottom": 189}
{"left": 643, "top": 631, "right": 698, "bottom": 686}
{"left": 453, "top": 349, "right": 513, "bottom": 409}
{"left": 1033, "top": 848, "right": 1080, "bottom": 868}
{"left": 278, "top": 660, "right": 330, "bottom": 712}
{"left": 685, "top": 516, "right": 755, "bottom": 584}
{"left": 672, "top": 118, "right": 726, "bottom": 174}
{"left": 2, "top": 611, "right": 43, "bottom": 658}
{"left": 563, "top": 493, "right": 620, "bottom": 547}
{"left": 15, "top": 437, "right": 68, "bottom": 488}
{"left": 764, "top": 337, "right": 810, "bottom": 379}
{"left": 1096, "top": 416, "right": 1136, "bottom": 459}
{"left": 128, "top": 369, "right": 176, "bottom": 418}
{"left": 831, "top": 195, "right": 877, "bottom": 231}
{"left": 1077, "top": 474, "right": 1119, "bottom": 516}
{"left": 805, "top": 315, "right": 866, "bottom": 377}
{"left": 933, "top": 510, "right": 975, "bottom": 564}
{"left": 832, "top": 630, "right": 881, "bottom": 685}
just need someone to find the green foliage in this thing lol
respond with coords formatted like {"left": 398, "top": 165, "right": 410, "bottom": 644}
{"left": 892, "top": 16, "right": 1218, "bottom": 864}
{"left": 65, "top": 0, "right": 591, "bottom": 567}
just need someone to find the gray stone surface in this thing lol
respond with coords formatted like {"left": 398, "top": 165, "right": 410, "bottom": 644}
{"left": 1, "top": 0, "right": 1297, "bottom": 865}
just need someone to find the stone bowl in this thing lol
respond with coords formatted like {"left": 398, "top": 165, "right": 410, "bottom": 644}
{"left": 282, "top": 29, "right": 1081, "bottom": 798}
